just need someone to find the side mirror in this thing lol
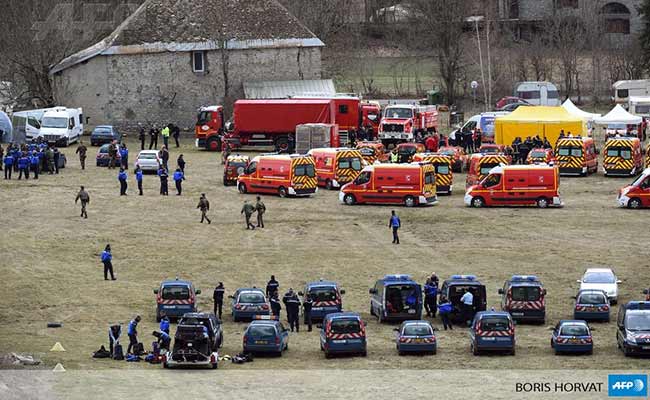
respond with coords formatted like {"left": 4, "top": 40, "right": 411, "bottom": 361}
{"left": 497, "top": 289, "right": 504, "bottom": 295}
{"left": 153, "top": 289, "right": 159, "bottom": 294}
{"left": 340, "top": 289, "right": 346, "bottom": 295}
{"left": 369, "top": 288, "right": 377, "bottom": 295}
{"left": 195, "top": 289, "right": 201, "bottom": 295}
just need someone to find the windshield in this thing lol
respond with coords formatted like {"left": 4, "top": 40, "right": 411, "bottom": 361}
{"left": 480, "top": 163, "right": 499, "bottom": 175}
{"left": 577, "top": 293, "right": 606, "bottom": 304}
{"left": 480, "top": 317, "right": 510, "bottom": 331}
{"left": 560, "top": 324, "right": 588, "bottom": 336}
{"left": 398, "top": 147, "right": 417, "bottom": 156}
{"left": 330, "top": 319, "right": 361, "bottom": 334}
{"left": 138, "top": 153, "right": 158, "bottom": 160}
{"left": 606, "top": 148, "right": 632, "bottom": 160}
{"left": 530, "top": 151, "right": 547, "bottom": 158}
{"left": 309, "top": 287, "right": 338, "bottom": 302}
{"left": 239, "top": 292, "right": 265, "bottom": 303}
{"left": 583, "top": 272, "right": 615, "bottom": 283}
{"left": 511, "top": 287, "right": 541, "bottom": 301}
{"left": 294, "top": 164, "right": 316, "bottom": 177}
{"left": 249, "top": 325, "right": 276, "bottom": 338}
{"left": 93, "top": 128, "right": 112, "bottom": 135}
{"left": 558, "top": 147, "right": 583, "bottom": 157}
{"left": 608, "top": 123, "right": 626, "bottom": 131}
{"left": 403, "top": 324, "right": 433, "bottom": 336}
{"left": 338, "top": 157, "right": 363, "bottom": 171}
{"left": 162, "top": 285, "right": 190, "bottom": 300}
{"left": 197, "top": 111, "right": 211, "bottom": 124}
{"left": 440, "top": 150, "right": 455, "bottom": 157}
{"left": 358, "top": 147, "right": 375, "bottom": 156}
{"left": 635, "top": 105, "right": 650, "bottom": 114}
{"left": 436, "top": 165, "right": 450, "bottom": 174}
{"left": 627, "top": 311, "right": 650, "bottom": 331}
{"left": 424, "top": 171, "right": 435, "bottom": 185}
{"left": 385, "top": 107, "right": 413, "bottom": 119}
{"left": 41, "top": 117, "right": 68, "bottom": 129}
{"left": 480, "top": 147, "right": 499, "bottom": 154}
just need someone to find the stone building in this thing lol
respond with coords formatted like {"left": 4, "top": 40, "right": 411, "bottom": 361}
{"left": 50, "top": 0, "right": 324, "bottom": 129}
{"left": 498, "top": 0, "right": 643, "bottom": 43}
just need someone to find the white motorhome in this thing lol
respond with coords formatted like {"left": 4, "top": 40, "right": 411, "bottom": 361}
{"left": 38, "top": 107, "right": 84, "bottom": 146}
{"left": 628, "top": 96, "right": 650, "bottom": 117}
{"left": 514, "top": 81, "right": 561, "bottom": 106}
{"left": 613, "top": 80, "right": 650, "bottom": 106}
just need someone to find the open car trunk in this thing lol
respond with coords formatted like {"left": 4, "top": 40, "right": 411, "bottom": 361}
{"left": 170, "top": 325, "right": 210, "bottom": 362}
{"left": 385, "top": 284, "right": 420, "bottom": 318}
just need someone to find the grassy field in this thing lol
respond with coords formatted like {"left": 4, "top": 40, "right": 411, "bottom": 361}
{"left": 0, "top": 136, "right": 648, "bottom": 373}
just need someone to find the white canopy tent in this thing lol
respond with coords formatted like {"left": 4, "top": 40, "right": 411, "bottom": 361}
{"left": 561, "top": 99, "right": 601, "bottom": 120}
{"left": 594, "top": 104, "right": 642, "bottom": 125}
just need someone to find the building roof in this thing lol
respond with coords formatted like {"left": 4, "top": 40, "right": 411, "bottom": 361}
{"left": 244, "top": 80, "right": 335, "bottom": 99}
{"left": 51, "top": 0, "right": 324, "bottom": 75}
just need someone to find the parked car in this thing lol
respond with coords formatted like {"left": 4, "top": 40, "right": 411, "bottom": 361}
{"left": 394, "top": 320, "right": 437, "bottom": 355}
{"left": 495, "top": 96, "right": 529, "bottom": 110}
{"left": 573, "top": 289, "right": 610, "bottom": 322}
{"left": 163, "top": 324, "right": 218, "bottom": 369}
{"left": 135, "top": 150, "right": 161, "bottom": 172}
{"left": 230, "top": 288, "right": 270, "bottom": 322}
{"left": 96, "top": 143, "right": 121, "bottom": 167}
{"left": 178, "top": 312, "right": 223, "bottom": 351}
{"left": 551, "top": 320, "right": 593, "bottom": 355}
{"left": 577, "top": 268, "right": 620, "bottom": 304}
{"left": 242, "top": 316, "right": 289, "bottom": 356}
{"left": 90, "top": 125, "right": 121, "bottom": 146}
{"left": 498, "top": 102, "right": 532, "bottom": 112}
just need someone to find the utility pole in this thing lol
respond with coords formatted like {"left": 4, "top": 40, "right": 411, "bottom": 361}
{"left": 468, "top": 16, "right": 488, "bottom": 111}
{"left": 486, "top": 10, "right": 493, "bottom": 110}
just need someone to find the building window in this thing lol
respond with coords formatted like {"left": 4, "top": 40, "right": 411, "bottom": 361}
{"left": 601, "top": 2, "right": 631, "bottom": 34}
{"left": 557, "top": 0, "right": 578, "bottom": 9}
{"left": 192, "top": 51, "right": 205, "bottom": 73}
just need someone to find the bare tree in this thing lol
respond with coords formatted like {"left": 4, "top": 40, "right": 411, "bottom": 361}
{"left": 545, "top": 16, "right": 586, "bottom": 100}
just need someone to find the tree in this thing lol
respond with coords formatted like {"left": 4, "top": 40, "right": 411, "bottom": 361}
{"left": 409, "top": 0, "right": 469, "bottom": 105}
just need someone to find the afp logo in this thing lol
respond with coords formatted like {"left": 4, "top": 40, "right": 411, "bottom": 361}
{"left": 608, "top": 374, "right": 647, "bottom": 397}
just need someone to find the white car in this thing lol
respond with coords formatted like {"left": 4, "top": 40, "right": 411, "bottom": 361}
{"left": 135, "top": 150, "right": 161, "bottom": 172}
{"left": 577, "top": 268, "right": 621, "bottom": 304}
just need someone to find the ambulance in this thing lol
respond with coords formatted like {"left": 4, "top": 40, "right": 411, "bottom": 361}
{"left": 465, "top": 154, "right": 511, "bottom": 187}
{"left": 554, "top": 137, "right": 598, "bottom": 176}
{"left": 223, "top": 154, "right": 250, "bottom": 186}
{"left": 308, "top": 148, "right": 366, "bottom": 190}
{"left": 339, "top": 162, "right": 438, "bottom": 207}
{"left": 356, "top": 141, "right": 389, "bottom": 164}
{"left": 464, "top": 165, "right": 563, "bottom": 208}
{"left": 237, "top": 154, "right": 317, "bottom": 197}
{"left": 617, "top": 168, "right": 650, "bottom": 208}
{"left": 413, "top": 153, "right": 454, "bottom": 194}
{"left": 394, "top": 142, "right": 426, "bottom": 163}
{"left": 602, "top": 137, "right": 643, "bottom": 176}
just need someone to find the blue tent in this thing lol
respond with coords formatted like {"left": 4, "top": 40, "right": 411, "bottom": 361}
{"left": 0, "top": 111, "right": 12, "bottom": 143}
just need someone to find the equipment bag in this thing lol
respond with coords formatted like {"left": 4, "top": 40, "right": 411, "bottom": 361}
{"left": 125, "top": 354, "right": 141, "bottom": 362}
{"left": 134, "top": 342, "right": 145, "bottom": 355}
{"left": 112, "top": 344, "right": 124, "bottom": 360}
{"left": 151, "top": 341, "right": 160, "bottom": 356}
{"left": 92, "top": 345, "right": 111, "bottom": 358}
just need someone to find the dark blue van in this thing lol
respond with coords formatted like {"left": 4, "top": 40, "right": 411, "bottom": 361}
{"left": 469, "top": 311, "right": 515, "bottom": 355}
{"left": 153, "top": 278, "right": 200, "bottom": 321}
{"left": 320, "top": 312, "right": 367, "bottom": 358}
{"left": 369, "top": 274, "right": 422, "bottom": 323}
{"left": 300, "top": 280, "right": 345, "bottom": 320}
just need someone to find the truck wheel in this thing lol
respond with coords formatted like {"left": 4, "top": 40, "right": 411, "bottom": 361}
{"left": 471, "top": 197, "right": 484, "bottom": 208}
{"left": 629, "top": 198, "right": 642, "bottom": 209}
{"left": 206, "top": 137, "right": 221, "bottom": 152}
{"left": 536, "top": 197, "right": 549, "bottom": 209}
{"left": 472, "top": 344, "right": 479, "bottom": 356}
{"left": 404, "top": 196, "right": 416, "bottom": 207}
{"left": 343, "top": 194, "right": 356, "bottom": 205}
{"left": 238, "top": 183, "right": 247, "bottom": 194}
{"left": 325, "top": 179, "right": 333, "bottom": 190}
{"left": 276, "top": 137, "right": 289, "bottom": 152}
{"left": 278, "top": 186, "right": 288, "bottom": 198}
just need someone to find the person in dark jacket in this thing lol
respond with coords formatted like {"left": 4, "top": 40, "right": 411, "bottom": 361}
{"left": 438, "top": 299, "right": 453, "bottom": 330}
{"left": 101, "top": 244, "right": 115, "bottom": 280}
{"left": 159, "top": 146, "right": 169, "bottom": 171}
{"left": 52, "top": 148, "right": 60, "bottom": 174}
{"left": 302, "top": 294, "right": 313, "bottom": 332}
{"left": 149, "top": 125, "right": 159, "bottom": 149}
{"left": 153, "top": 330, "right": 171, "bottom": 350}
{"left": 3, "top": 153, "right": 13, "bottom": 179}
{"left": 197, "top": 193, "right": 211, "bottom": 224}
{"left": 118, "top": 168, "right": 128, "bottom": 196}
{"left": 127, "top": 315, "right": 141, "bottom": 354}
{"left": 171, "top": 124, "right": 181, "bottom": 148}
{"left": 283, "top": 288, "right": 301, "bottom": 332}
{"left": 266, "top": 275, "right": 279, "bottom": 298}
{"left": 388, "top": 210, "right": 401, "bottom": 244}
{"left": 138, "top": 124, "right": 146, "bottom": 150}
{"left": 75, "top": 186, "right": 90, "bottom": 218}
{"left": 423, "top": 278, "right": 438, "bottom": 318}
{"left": 213, "top": 282, "right": 225, "bottom": 319}
{"left": 173, "top": 168, "right": 184, "bottom": 195}
{"left": 270, "top": 292, "right": 282, "bottom": 319}
{"left": 108, "top": 324, "right": 122, "bottom": 357}
{"left": 30, "top": 151, "right": 40, "bottom": 179}
{"left": 177, "top": 154, "right": 186, "bottom": 173}
{"left": 17, "top": 153, "right": 29, "bottom": 180}
{"left": 158, "top": 167, "right": 169, "bottom": 195}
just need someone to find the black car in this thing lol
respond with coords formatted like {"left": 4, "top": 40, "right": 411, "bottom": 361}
{"left": 164, "top": 324, "right": 218, "bottom": 369}
{"left": 178, "top": 312, "right": 223, "bottom": 351}
{"left": 90, "top": 125, "right": 121, "bottom": 146}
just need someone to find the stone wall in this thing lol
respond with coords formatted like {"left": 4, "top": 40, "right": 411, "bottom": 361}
{"left": 51, "top": 46, "right": 322, "bottom": 131}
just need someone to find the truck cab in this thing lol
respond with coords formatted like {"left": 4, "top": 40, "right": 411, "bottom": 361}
{"left": 369, "top": 274, "right": 422, "bottom": 323}
{"left": 195, "top": 105, "right": 224, "bottom": 151}
{"left": 379, "top": 104, "right": 437, "bottom": 147}
{"left": 616, "top": 301, "right": 650, "bottom": 356}
{"left": 439, "top": 275, "right": 487, "bottom": 324}
{"left": 154, "top": 278, "right": 201, "bottom": 321}
{"left": 499, "top": 275, "right": 546, "bottom": 323}
{"left": 300, "top": 280, "right": 345, "bottom": 320}
{"left": 618, "top": 168, "right": 650, "bottom": 208}
{"left": 38, "top": 107, "right": 83, "bottom": 146}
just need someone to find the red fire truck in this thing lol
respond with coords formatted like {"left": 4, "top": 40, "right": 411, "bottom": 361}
{"left": 378, "top": 104, "right": 438, "bottom": 147}
{"left": 195, "top": 99, "right": 336, "bottom": 152}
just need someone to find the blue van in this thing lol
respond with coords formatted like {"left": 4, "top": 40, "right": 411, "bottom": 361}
{"left": 469, "top": 311, "right": 515, "bottom": 355}
{"left": 369, "top": 274, "right": 422, "bottom": 323}
{"left": 153, "top": 278, "right": 201, "bottom": 321}
{"left": 439, "top": 275, "right": 487, "bottom": 324}
{"left": 320, "top": 312, "right": 367, "bottom": 358}
{"left": 574, "top": 289, "right": 610, "bottom": 322}
{"left": 300, "top": 280, "right": 345, "bottom": 320}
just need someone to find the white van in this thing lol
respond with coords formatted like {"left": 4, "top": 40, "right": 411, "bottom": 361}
{"left": 451, "top": 112, "right": 509, "bottom": 143}
{"left": 38, "top": 107, "right": 84, "bottom": 146}
{"left": 12, "top": 108, "right": 51, "bottom": 144}
{"left": 613, "top": 80, "right": 650, "bottom": 107}
{"left": 514, "top": 82, "right": 561, "bottom": 106}
{"left": 628, "top": 96, "right": 650, "bottom": 117}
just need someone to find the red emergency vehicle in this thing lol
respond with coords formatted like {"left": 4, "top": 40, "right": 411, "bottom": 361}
{"left": 195, "top": 99, "right": 336, "bottom": 152}
{"left": 464, "top": 165, "right": 563, "bottom": 208}
{"left": 394, "top": 142, "right": 426, "bottom": 163}
{"left": 237, "top": 154, "right": 317, "bottom": 197}
{"left": 308, "top": 148, "right": 366, "bottom": 189}
{"left": 466, "top": 154, "right": 511, "bottom": 187}
{"left": 617, "top": 168, "right": 650, "bottom": 208}
{"left": 527, "top": 148, "right": 556, "bottom": 164}
{"left": 356, "top": 141, "right": 389, "bottom": 164}
{"left": 379, "top": 104, "right": 438, "bottom": 146}
{"left": 223, "top": 154, "right": 250, "bottom": 186}
{"left": 339, "top": 163, "right": 438, "bottom": 207}
{"left": 439, "top": 146, "right": 469, "bottom": 172}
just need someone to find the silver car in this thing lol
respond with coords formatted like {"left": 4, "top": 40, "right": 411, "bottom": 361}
{"left": 135, "top": 150, "right": 161, "bottom": 172}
